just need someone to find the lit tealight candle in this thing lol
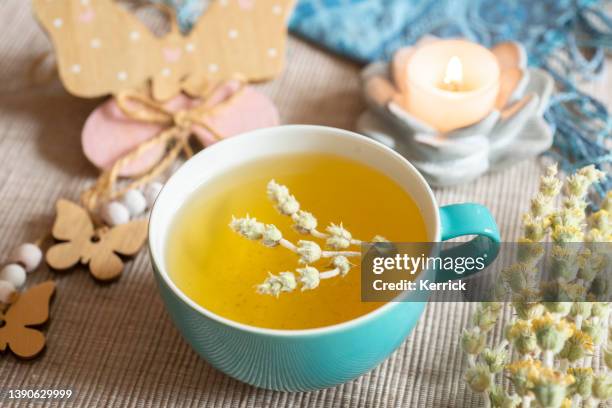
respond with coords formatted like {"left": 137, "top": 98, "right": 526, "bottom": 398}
{"left": 405, "top": 39, "right": 500, "bottom": 132}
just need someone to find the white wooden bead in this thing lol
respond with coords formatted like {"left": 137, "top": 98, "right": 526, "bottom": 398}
{"left": 101, "top": 201, "right": 130, "bottom": 226}
{"left": 144, "top": 182, "right": 163, "bottom": 208}
{"left": 0, "top": 264, "right": 26, "bottom": 288}
{"left": 0, "top": 280, "right": 16, "bottom": 304}
{"left": 10, "top": 243, "right": 43, "bottom": 272}
{"left": 121, "top": 189, "right": 147, "bottom": 217}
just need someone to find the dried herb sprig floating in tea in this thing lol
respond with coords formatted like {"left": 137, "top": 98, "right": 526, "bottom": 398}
{"left": 230, "top": 180, "right": 388, "bottom": 296}
{"left": 166, "top": 153, "right": 425, "bottom": 330}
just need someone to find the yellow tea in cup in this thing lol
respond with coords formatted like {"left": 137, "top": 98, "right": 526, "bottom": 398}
{"left": 166, "top": 153, "right": 427, "bottom": 330}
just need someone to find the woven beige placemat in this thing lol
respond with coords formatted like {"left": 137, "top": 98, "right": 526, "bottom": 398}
{"left": 1, "top": 1, "right": 610, "bottom": 407}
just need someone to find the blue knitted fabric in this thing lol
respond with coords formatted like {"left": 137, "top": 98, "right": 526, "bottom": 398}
{"left": 162, "top": 0, "right": 611, "bottom": 200}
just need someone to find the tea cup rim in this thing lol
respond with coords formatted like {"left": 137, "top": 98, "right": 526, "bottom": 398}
{"left": 149, "top": 124, "right": 440, "bottom": 337}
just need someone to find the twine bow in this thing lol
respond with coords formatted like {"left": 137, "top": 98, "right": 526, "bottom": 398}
{"left": 81, "top": 80, "right": 245, "bottom": 213}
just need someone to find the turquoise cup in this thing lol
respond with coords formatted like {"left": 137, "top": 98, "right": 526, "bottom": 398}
{"left": 149, "top": 125, "right": 500, "bottom": 391}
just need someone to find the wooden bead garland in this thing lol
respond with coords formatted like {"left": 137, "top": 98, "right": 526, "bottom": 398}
{"left": 121, "top": 189, "right": 147, "bottom": 217}
{"left": 0, "top": 264, "right": 26, "bottom": 288}
{"left": 1, "top": 242, "right": 44, "bottom": 299}
{"left": 101, "top": 201, "right": 131, "bottom": 226}
{"left": 10, "top": 243, "right": 43, "bottom": 272}
{"left": 0, "top": 182, "right": 162, "bottom": 360}
{"left": 0, "top": 241, "right": 54, "bottom": 359}
{"left": 144, "top": 182, "right": 163, "bottom": 208}
{"left": 46, "top": 198, "right": 148, "bottom": 282}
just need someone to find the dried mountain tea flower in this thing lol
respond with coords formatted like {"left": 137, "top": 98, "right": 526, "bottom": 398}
{"left": 231, "top": 180, "right": 386, "bottom": 296}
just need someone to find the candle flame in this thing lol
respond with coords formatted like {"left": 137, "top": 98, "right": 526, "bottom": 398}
{"left": 443, "top": 56, "right": 463, "bottom": 91}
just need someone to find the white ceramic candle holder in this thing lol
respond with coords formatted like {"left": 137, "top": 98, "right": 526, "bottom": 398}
{"left": 357, "top": 37, "right": 555, "bottom": 187}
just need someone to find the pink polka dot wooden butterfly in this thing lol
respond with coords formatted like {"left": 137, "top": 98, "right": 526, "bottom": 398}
{"left": 33, "top": 0, "right": 293, "bottom": 175}
{"left": 33, "top": 0, "right": 295, "bottom": 100}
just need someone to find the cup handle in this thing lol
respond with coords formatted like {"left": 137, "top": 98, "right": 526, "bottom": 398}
{"left": 436, "top": 203, "right": 501, "bottom": 282}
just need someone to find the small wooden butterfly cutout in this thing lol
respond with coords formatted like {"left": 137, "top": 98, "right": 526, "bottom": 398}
{"left": 33, "top": 0, "right": 295, "bottom": 100}
{"left": 46, "top": 199, "right": 148, "bottom": 281}
{"left": 0, "top": 281, "right": 55, "bottom": 359}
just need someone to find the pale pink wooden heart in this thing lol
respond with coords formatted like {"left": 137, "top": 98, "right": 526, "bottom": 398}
{"left": 188, "top": 80, "right": 280, "bottom": 146}
{"left": 82, "top": 85, "right": 279, "bottom": 176}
